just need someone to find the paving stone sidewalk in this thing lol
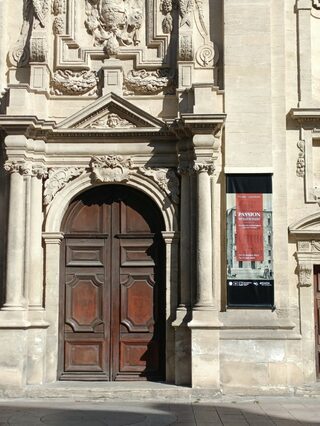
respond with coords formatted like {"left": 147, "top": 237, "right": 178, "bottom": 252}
{"left": 0, "top": 396, "right": 319, "bottom": 425}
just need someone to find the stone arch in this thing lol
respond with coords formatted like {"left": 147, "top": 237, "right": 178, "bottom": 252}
{"left": 42, "top": 170, "right": 179, "bottom": 383}
{"left": 45, "top": 171, "right": 178, "bottom": 234}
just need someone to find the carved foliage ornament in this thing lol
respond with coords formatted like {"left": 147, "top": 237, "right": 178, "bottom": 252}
{"left": 44, "top": 167, "right": 85, "bottom": 205}
{"left": 124, "top": 69, "right": 175, "bottom": 95}
{"left": 139, "top": 167, "right": 180, "bottom": 204}
{"left": 43, "top": 159, "right": 180, "bottom": 205}
{"left": 179, "top": 35, "right": 193, "bottom": 61}
{"left": 297, "top": 139, "right": 305, "bottom": 178}
{"left": 51, "top": 70, "right": 98, "bottom": 95}
{"left": 85, "top": 0, "right": 143, "bottom": 57}
{"left": 4, "top": 161, "right": 47, "bottom": 178}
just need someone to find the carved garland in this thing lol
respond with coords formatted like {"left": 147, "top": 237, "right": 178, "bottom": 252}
{"left": 50, "top": 70, "right": 98, "bottom": 95}
{"left": 296, "top": 139, "right": 305, "bottom": 178}
{"left": 123, "top": 69, "right": 175, "bottom": 95}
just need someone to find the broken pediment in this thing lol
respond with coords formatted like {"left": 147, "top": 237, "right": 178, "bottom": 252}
{"left": 57, "top": 92, "right": 165, "bottom": 130}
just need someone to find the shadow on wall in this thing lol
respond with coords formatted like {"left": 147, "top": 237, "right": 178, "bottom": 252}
{"left": 0, "top": 400, "right": 319, "bottom": 425}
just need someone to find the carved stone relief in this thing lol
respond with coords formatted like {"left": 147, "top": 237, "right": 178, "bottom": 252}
{"left": 297, "top": 263, "right": 312, "bottom": 287}
{"left": 4, "top": 161, "right": 47, "bottom": 178}
{"left": 44, "top": 167, "right": 85, "bottom": 205}
{"left": 85, "top": 0, "right": 143, "bottom": 57}
{"left": 88, "top": 112, "right": 135, "bottom": 129}
{"left": 297, "top": 139, "right": 305, "bottom": 177}
{"left": 52, "top": 0, "right": 66, "bottom": 34}
{"left": 32, "top": 0, "right": 50, "bottom": 29}
{"left": 179, "top": 35, "right": 193, "bottom": 61}
{"left": 51, "top": 70, "right": 98, "bottom": 95}
{"left": 91, "top": 155, "right": 133, "bottom": 183}
{"left": 30, "top": 37, "right": 48, "bottom": 62}
{"left": 178, "top": 0, "right": 193, "bottom": 28}
{"left": 160, "top": 0, "right": 173, "bottom": 34}
{"left": 123, "top": 69, "right": 175, "bottom": 95}
{"left": 139, "top": 167, "right": 180, "bottom": 203}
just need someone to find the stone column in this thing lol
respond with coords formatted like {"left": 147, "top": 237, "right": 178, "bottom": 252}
{"left": 162, "top": 231, "right": 179, "bottom": 383}
{"left": 28, "top": 167, "right": 47, "bottom": 310}
{"left": 2, "top": 162, "right": 26, "bottom": 310}
{"left": 194, "top": 163, "right": 215, "bottom": 309}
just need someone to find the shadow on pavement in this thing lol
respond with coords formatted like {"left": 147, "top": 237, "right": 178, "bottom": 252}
{"left": 0, "top": 400, "right": 319, "bottom": 425}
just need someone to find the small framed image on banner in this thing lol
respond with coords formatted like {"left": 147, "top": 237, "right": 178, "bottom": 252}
{"left": 226, "top": 174, "right": 274, "bottom": 308}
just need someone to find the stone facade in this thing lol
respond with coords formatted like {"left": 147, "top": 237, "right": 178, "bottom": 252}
{"left": 0, "top": 0, "right": 319, "bottom": 393}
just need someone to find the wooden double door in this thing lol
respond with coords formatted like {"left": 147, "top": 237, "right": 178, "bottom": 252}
{"left": 59, "top": 185, "right": 165, "bottom": 381}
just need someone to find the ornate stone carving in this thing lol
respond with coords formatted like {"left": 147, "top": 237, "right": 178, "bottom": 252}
{"left": 8, "top": 0, "right": 50, "bottom": 67}
{"left": 196, "top": 43, "right": 217, "bottom": 67}
{"left": 51, "top": 70, "right": 98, "bottom": 95}
{"left": 32, "top": 0, "right": 50, "bottom": 29}
{"left": 139, "top": 167, "right": 180, "bottom": 203}
{"left": 44, "top": 167, "right": 85, "bottom": 205}
{"left": 179, "top": 35, "right": 193, "bottom": 61}
{"left": 194, "top": 0, "right": 207, "bottom": 37}
{"left": 297, "top": 264, "right": 312, "bottom": 287}
{"left": 312, "top": 240, "right": 320, "bottom": 252}
{"left": 124, "top": 69, "right": 174, "bottom": 95}
{"left": 178, "top": 0, "right": 193, "bottom": 28}
{"left": 52, "top": 0, "right": 66, "bottom": 34}
{"left": 193, "top": 162, "right": 215, "bottom": 175}
{"left": 297, "top": 139, "right": 305, "bottom": 177}
{"left": 91, "top": 155, "right": 132, "bottom": 183}
{"left": 89, "top": 112, "right": 135, "bottom": 129}
{"left": 85, "top": 0, "right": 143, "bottom": 56}
{"left": 298, "top": 240, "right": 311, "bottom": 252}
{"left": 160, "top": 0, "right": 173, "bottom": 34}
{"left": 4, "top": 161, "right": 47, "bottom": 178}
{"left": 8, "top": 0, "right": 33, "bottom": 67}
{"left": 30, "top": 37, "right": 47, "bottom": 62}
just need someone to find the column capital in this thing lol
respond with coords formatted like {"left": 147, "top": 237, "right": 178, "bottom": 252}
{"left": 296, "top": 0, "right": 313, "bottom": 10}
{"left": 192, "top": 162, "right": 215, "bottom": 175}
{"left": 4, "top": 161, "right": 47, "bottom": 178}
{"left": 43, "top": 232, "right": 64, "bottom": 245}
{"left": 161, "top": 231, "right": 180, "bottom": 244}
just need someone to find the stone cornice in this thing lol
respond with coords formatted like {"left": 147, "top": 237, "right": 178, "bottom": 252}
{"left": 290, "top": 108, "right": 320, "bottom": 123}
{"left": 171, "top": 113, "right": 226, "bottom": 138}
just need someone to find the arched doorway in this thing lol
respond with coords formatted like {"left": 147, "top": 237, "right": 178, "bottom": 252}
{"left": 58, "top": 184, "right": 166, "bottom": 381}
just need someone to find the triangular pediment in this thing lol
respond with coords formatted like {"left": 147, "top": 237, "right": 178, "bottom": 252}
{"left": 57, "top": 92, "right": 165, "bottom": 130}
{"left": 289, "top": 212, "right": 320, "bottom": 236}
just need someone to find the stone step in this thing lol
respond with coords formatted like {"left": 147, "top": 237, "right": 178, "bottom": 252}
{"left": 0, "top": 382, "right": 221, "bottom": 402}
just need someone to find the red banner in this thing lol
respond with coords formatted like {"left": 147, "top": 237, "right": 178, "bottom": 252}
{"left": 236, "top": 193, "right": 264, "bottom": 261}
